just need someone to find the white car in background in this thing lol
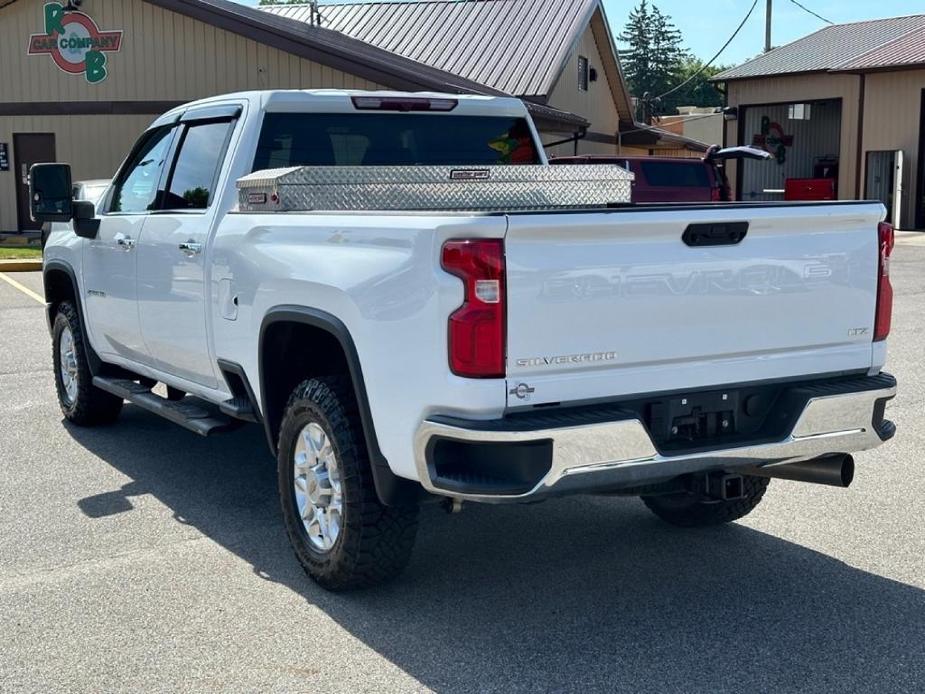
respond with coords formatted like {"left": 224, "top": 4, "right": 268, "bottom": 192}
{"left": 43, "top": 179, "right": 110, "bottom": 248}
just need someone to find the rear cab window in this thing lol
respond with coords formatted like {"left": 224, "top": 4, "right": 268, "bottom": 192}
{"left": 252, "top": 113, "right": 540, "bottom": 171}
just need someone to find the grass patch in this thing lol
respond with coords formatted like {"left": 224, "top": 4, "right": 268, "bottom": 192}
{"left": 0, "top": 246, "right": 42, "bottom": 260}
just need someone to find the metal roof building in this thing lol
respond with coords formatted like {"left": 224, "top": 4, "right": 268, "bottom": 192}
{"left": 269, "top": 0, "right": 629, "bottom": 106}
{"left": 0, "top": 0, "right": 701, "bottom": 233}
{"left": 714, "top": 14, "right": 925, "bottom": 229}
{"left": 266, "top": 0, "right": 705, "bottom": 156}
{"left": 0, "top": 0, "right": 705, "bottom": 232}
{"left": 715, "top": 15, "right": 925, "bottom": 81}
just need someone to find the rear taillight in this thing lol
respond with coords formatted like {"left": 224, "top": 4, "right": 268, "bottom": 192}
{"left": 441, "top": 239, "right": 506, "bottom": 378}
{"left": 711, "top": 186, "right": 722, "bottom": 202}
{"left": 874, "top": 221, "right": 895, "bottom": 341}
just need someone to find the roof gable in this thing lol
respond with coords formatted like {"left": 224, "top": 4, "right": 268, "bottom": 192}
{"left": 267, "top": 0, "right": 609, "bottom": 98}
{"left": 714, "top": 14, "right": 925, "bottom": 81}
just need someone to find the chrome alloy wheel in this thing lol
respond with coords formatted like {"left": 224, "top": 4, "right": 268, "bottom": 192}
{"left": 293, "top": 422, "right": 344, "bottom": 552}
{"left": 58, "top": 325, "right": 79, "bottom": 405}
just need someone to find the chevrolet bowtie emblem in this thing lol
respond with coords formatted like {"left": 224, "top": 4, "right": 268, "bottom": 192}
{"left": 509, "top": 383, "right": 536, "bottom": 400}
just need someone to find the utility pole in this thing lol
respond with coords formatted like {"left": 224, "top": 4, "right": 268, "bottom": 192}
{"left": 765, "top": 0, "right": 773, "bottom": 53}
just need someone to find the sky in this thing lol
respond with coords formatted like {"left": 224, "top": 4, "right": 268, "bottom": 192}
{"left": 234, "top": 0, "right": 923, "bottom": 66}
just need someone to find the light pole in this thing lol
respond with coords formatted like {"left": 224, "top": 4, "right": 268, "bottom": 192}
{"left": 765, "top": 0, "right": 773, "bottom": 52}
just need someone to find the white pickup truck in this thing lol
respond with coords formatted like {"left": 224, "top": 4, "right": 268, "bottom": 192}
{"left": 34, "top": 90, "right": 896, "bottom": 590}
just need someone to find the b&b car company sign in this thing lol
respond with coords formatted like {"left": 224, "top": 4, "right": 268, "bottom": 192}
{"left": 28, "top": 3, "right": 122, "bottom": 84}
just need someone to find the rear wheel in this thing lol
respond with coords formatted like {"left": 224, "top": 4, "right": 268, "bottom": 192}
{"left": 641, "top": 475, "right": 771, "bottom": 527}
{"left": 52, "top": 302, "right": 123, "bottom": 426}
{"left": 278, "top": 377, "right": 419, "bottom": 590}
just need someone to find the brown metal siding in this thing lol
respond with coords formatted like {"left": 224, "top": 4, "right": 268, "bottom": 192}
{"left": 861, "top": 69, "right": 925, "bottom": 228}
{"left": 0, "top": 0, "right": 384, "bottom": 101}
{"left": 546, "top": 21, "right": 619, "bottom": 155}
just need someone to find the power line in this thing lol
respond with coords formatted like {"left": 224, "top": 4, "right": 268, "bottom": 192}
{"left": 655, "top": 0, "right": 760, "bottom": 101}
{"left": 788, "top": 0, "right": 834, "bottom": 25}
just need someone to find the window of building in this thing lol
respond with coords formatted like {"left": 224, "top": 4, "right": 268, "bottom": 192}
{"left": 578, "top": 56, "right": 589, "bottom": 92}
{"left": 162, "top": 120, "right": 234, "bottom": 210}
{"left": 108, "top": 127, "right": 175, "bottom": 213}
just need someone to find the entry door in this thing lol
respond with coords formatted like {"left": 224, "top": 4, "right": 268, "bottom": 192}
{"left": 919, "top": 90, "right": 925, "bottom": 229}
{"left": 137, "top": 116, "right": 236, "bottom": 389}
{"left": 894, "top": 150, "right": 905, "bottom": 229}
{"left": 13, "top": 133, "right": 55, "bottom": 231}
{"left": 865, "top": 150, "right": 905, "bottom": 228}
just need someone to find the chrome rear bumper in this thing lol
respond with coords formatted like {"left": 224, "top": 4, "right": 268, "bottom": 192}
{"left": 413, "top": 374, "right": 896, "bottom": 502}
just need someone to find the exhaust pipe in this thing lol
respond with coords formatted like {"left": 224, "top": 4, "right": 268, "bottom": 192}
{"left": 744, "top": 454, "right": 855, "bottom": 488}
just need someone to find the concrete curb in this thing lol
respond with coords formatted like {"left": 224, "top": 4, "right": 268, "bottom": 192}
{"left": 0, "top": 259, "right": 42, "bottom": 272}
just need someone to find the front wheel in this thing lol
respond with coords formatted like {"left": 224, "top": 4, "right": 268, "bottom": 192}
{"left": 278, "top": 377, "right": 419, "bottom": 591}
{"left": 52, "top": 302, "right": 123, "bottom": 426}
{"left": 641, "top": 475, "right": 771, "bottom": 528}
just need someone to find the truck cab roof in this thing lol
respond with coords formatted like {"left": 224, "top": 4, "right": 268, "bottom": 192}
{"left": 155, "top": 89, "right": 529, "bottom": 123}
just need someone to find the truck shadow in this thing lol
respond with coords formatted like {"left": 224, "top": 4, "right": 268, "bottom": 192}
{"left": 68, "top": 407, "right": 925, "bottom": 693}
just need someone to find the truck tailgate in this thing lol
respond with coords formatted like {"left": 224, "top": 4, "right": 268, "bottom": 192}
{"left": 504, "top": 203, "right": 885, "bottom": 407}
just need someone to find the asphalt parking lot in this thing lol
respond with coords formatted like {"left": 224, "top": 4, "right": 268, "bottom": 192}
{"left": 1, "top": 246, "right": 924, "bottom": 693}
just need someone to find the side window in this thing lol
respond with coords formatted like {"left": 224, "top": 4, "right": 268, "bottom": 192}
{"left": 578, "top": 56, "right": 589, "bottom": 92}
{"left": 161, "top": 120, "right": 234, "bottom": 210}
{"left": 108, "top": 127, "right": 175, "bottom": 213}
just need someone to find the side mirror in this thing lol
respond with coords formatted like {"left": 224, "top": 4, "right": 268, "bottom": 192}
{"left": 73, "top": 200, "right": 100, "bottom": 240}
{"left": 29, "top": 163, "right": 73, "bottom": 223}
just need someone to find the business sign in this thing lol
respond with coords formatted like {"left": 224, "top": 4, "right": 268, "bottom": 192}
{"left": 752, "top": 116, "right": 794, "bottom": 165}
{"left": 28, "top": 3, "right": 123, "bottom": 84}
{"left": 0, "top": 144, "right": 9, "bottom": 172}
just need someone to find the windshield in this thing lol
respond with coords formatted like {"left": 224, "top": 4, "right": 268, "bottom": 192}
{"left": 252, "top": 113, "right": 540, "bottom": 171}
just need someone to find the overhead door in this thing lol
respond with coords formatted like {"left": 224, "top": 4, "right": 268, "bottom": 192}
{"left": 739, "top": 101, "right": 842, "bottom": 202}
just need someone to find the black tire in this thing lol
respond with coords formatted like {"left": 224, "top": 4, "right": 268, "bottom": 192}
{"left": 278, "top": 377, "right": 419, "bottom": 591}
{"left": 52, "top": 302, "right": 123, "bottom": 426}
{"left": 641, "top": 475, "right": 771, "bottom": 528}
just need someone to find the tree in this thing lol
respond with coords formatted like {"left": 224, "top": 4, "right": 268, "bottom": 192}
{"left": 661, "top": 57, "right": 731, "bottom": 112}
{"left": 618, "top": 1, "right": 687, "bottom": 122}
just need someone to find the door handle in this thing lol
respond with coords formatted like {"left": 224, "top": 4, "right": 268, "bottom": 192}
{"left": 179, "top": 240, "right": 202, "bottom": 256}
{"left": 682, "top": 222, "right": 749, "bottom": 247}
{"left": 114, "top": 234, "right": 136, "bottom": 251}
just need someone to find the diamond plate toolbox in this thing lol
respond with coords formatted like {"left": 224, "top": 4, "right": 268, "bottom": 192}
{"left": 236, "top": 165, "right": 633, "bottom": 213}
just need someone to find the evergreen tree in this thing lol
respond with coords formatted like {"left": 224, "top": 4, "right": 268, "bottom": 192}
{"left": 618, "top": 1, "right": 688, "bottom": 121}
